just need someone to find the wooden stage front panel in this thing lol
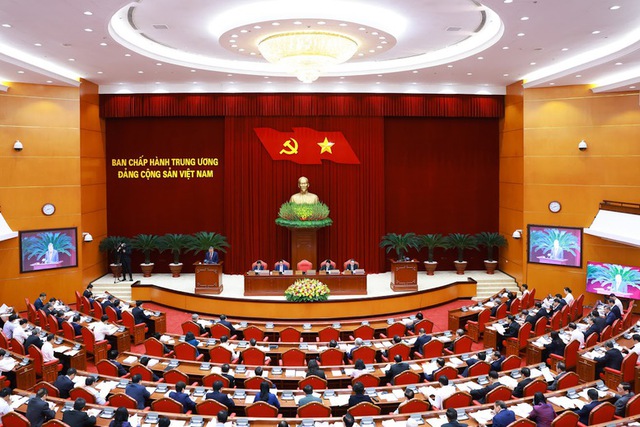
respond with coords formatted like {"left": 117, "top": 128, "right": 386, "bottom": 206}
{"left": 244, "top": 273, "right": 366, "bottom": 296}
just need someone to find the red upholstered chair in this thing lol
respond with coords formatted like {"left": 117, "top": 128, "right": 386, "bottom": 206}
{"left": 489, "top": 303, "right": 507, "bottom": 321}
{"left": 467, "top": 361, "right": 491, "bottom": 377}
{"left": 523, "top": 379, "right": 547, "bottom": 397}
{"left": 174, "top": 342, "right": 204, "bottom": 361}
{"left": 560, "top": 305, "right": 570, "bottom": 327}
{"left": 130, "top": 364, "right": 161, "bottom": 382}
{"left": 196, "top": 400, "right": 233, "bottom": 417}
{"left": 47, "top": 314, "right": 60, "bottom": 333}
{"left": 70, "top": 387, "right": 96, "bottom": 404}
{"left": 505, "top": 420, "right": 536, "bottom": 427}
{"left": 343, "top": 260, "right": 359, "bottom": 270}
{"left": 0, "top": 331, "right": 10, "bottom": 350}
{"left": 350, "top": 325, "right": 375, "bottom": 340}
{"left": 9, "top": 338, "right": 24, "bottom": 356}
{"left": 210, "top": 346, "right": 238, "bottom": 364}
{"left": 548, "top": 312, "right": 561, "bottom": 332}
{"left": 144, "top": 337, "right": 174, "bottom": 358}
{"left": 574, "top": 294, "right": 584, "bottom": 321}
{"left": 600, "top": 325, "right": 613, "bottom": 342}
{"left": 532, "top": 317, "right": 547, "bottom": 338}
{"left": 2, "top": 412, "right": 31, "bottom": 427}
{"left": 122, "top": 310, "right": 147, "bottom": 345}
{"left": 105, "top": 306, "right": 121, "bottom": 324}
{"left": 242, "top": 347, "right": 268, "bottom": 366}
{"left": 433, "top": 366, "right": 458, "bottom": 381}
{"left": 92, "top": 301, "right": 104, "bottom": 319}
{"left": 108, "top": 393, "right": 141, "bottom": 409}
{"left": 151, "top": 397, "right": 187, "bottom": 414}
{"left": 251, "top": 260, "right": 268, "bottom": 270}
{"left": 612, "top": 319, "right": 621, "bottom": 335}
{"left": 163, "top": 369, "right": 190, "bottom": 385}
{"left": 280, "top": 348, "right": 306, "bottom": 366}
{"left": 442, "top": 391, "right": 472, "bottom": 409}
{"left": 243, "top": 325, "right": 268, "bottom": 342}
{"left": 413, "top": 319, "right": 434, "bottom": 334}
{"left": 33, "top": 381, "right": 59, "bottom": 397}
{"left": 501, "top": 355, "right": 521, "bottom": 371}
{"left": 550, "top": 411, "right": 579, "bottom": 427}
{"left": 43, "top": 419, "right": 69, "bottom": 427}
{"left": 348, "top": 402, "right": 381, "bottom": 416}
{"left": 503, "top": 322, "right": 532, "bottom": 357}
{"left": 81, "top": 296, "right": 93, "bottom": 315}
{"left": 298, "top": 375, "right": 327, "bottom": 390}
{"left": 569, "top": 302, "right": 578, "bottom": 323}
{"left": 28, "top": 344, "right": 62, "bottom": 382}
{"left": 279, "top": 327, "right": 302, "bottom": 342}
{"left": 317, "top": 326, "right": 340, "bottom": 342}
{"left": 584, "top": 402, "right": 615, "bottom": 426}
{"left": 507, "top": 298, "right": 521, "bottom": 315}
{"left": 585, "top": 332, "right": 598, "bottom": 347}
{"left": 392, "top": 371, "right": 420, "bottom": 386}
{"left": 74, "top": 291, "right": 82, "bottom": 312}
{"left": 273, "top": 260, "right": 290, "bottom": 271}
{"left": 26, "top": 301, "right": 38, "bottom": 325}
{"left": 444, "top": 335, "right": 473, "bottom": 355}
{"left": 182, "top": 320, "right": 210, "bottom": 338}
{"left": 350, "top": 346, "right": 376, "bottom": 364}
{"left": 603, "top": 351, "right": 638, "bottom": 389}
{"left": 466, "top": 309, "right": 490, "bottom": 342}
{"left": 624, "top": 393, "right": 640, "bottom": 417}
{"left": 319, "top": 348, "right": 345, "bottom": 366}
{"left": 557, "top": 372, "right": 580, "bottom": 389}
{"left": 202, "top": 373, "right": 230, "bottom": 388}
{"left": 244, "top": 376, "right": 273, "bottom": 390}
{"left": 380, "top": 322, "right": 406, "bottom": 339}
{"left": 319, "top": 260, "right": 337, "bottom": 271}
{"left": 482, "top": 385, "right": 512, "bottom": 404}
{"left": 381, "top": 343, "right": 411, "bottom": 363}
{"left": 37, "top": 310, "right": 48, "bottom": 330}
{"left": 246, "top": 401, "right": 280, "bottom": 417}
{"left": 397, "top": 399, "right": 431, "bottom": 414}
{"left": 62, "top": 322, "right": 81, "bottom": 341}
{"left": 297, "top": 402, "right": 332, "bottom": 417}
{"left": 296, "top": 260, "right": 312, "bottom": 272}
{"left": 352, "top": 373, "right": 379, "bottom": 387}
{"left": 97, "top": 360, "right": 129, "bottom": 378}
{"left": 549, "top": 339, "right": 580, "bottom": 370}
{"left": 414, "top": 339, "right": 444, "bottom": 359}
{"left": 210, "top": 323, "right": 235, "bottom": 340}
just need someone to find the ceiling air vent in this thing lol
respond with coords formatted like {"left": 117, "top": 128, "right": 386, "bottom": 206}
{"left": 153, "top": 24, "right": 169, "bottom": 30}
{"left": 446, "top": 27, "right": 462, "bottom": 32}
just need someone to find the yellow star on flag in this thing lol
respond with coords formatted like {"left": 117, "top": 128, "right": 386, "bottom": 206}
{"left": 317, "top": 137, "right": 335, "bottom": 154}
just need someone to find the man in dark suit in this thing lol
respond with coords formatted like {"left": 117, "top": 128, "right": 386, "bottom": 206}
{"left": 62, "top": 398, "right": 96, "bottom": 427}
{"left": 384, "top": 354, "right": 409, "bottom": 385}
{"left": 499, "top": 315, "right": 520, "bottom": 351}
{"left": 523, "top": 309, "right": 537, "bottom": 327}
{"left": 592, "top": 311, "right": 606, "bottom": 335}
{"left": 461, "top": 351, "right": 487, "bottom": 377}
{"left": 490, "top": 353, "right": 505, "bottom": 371}
{"left": 218, "top": 314, "right": 237, "bottom": 338}
{"left": 321, "top": 259, "right": 333, "bottom": 272}
{"left": 53, "top": 368, "right": 76, "bottom": 399}
{"left": 169, "top": 381, "right": 197, "bottom": 413}
{"left": 609, "top": 299, "right": 622, "bottom": 320}
{"left": 252, "top": 260, "right": 265, "bottom": 271}
{"left": 69, "top": 314, "right": 83, "bottom": 336}
{"left": 594, "top": 340, "right": 624, "bottom": 377}
{"left": 204, "top": 246, "right": 219, "bottom": 264}
{"left": 412, "top": 328, "right": 431, "bottom": 355}
{"left": 511, "top": 367, "right": 532, "bottom": 398}
{"left": 108, "top": 350, "right": 128, "bottom": 377}
{"left": 306, "top": 359, "right": 326, "bottom": 380}
{"left": 117, "top": 242, "right": 133, "bottom": 282}
{"left": 25, "top": 388, "right": 55, "bottom": 427}
{"left": 205, "top": 380, "right": 234, "bottom": 411}
{"left": 469, "top": 371, "right": 501, "bottom": 404}
{"left": 542, "top": 331, "right": 566, "bottom": 362}
{"left": 220, "top": 363, "right": 236, "bottom": 388}
{"left": 125, "top": 374, "right": 150, "bottom": 409}
{"left": 101, "top": 295, "right": 116, "bottom": 313}
{"left": 442, "top": 408, "right": 468, "bottom": 427}
{"left": 547, "top": 362, "right": 568, "bottom": 391}
{"left": 533, "top": 301, "right": 550, "bottom": 320}
{"left": 273, "top": 260, "right": 288, "bottom": 274}
{"left": 491, "top": 400, "right": 516, "bottom": 427}
{"left": 132, "top": 300, "right": 155, "bottom": 336}
{"left": 82, "top": 285, "right": 94, "bottom": 304}
{"left": 584, "top": 314, "right": 602, "bottom": 342}
{"left": 24, "top": 329, "right": 43, "bottom": 352}
{"left": 34, "top": 293, "right": 47, "bottom": 311}
{"left": 425, "top": 358, "right": 446, "bottom": 382}
{"left": 604, "top": 305, "right": 617, "bottom": 326}
{"left": 614, "top": 382, "right": 634, "bottom": 416}
{"left": 574, "top": 388, "right": 602, "bottom": 425}
{"left": 347, "top": 381, "right": 373, "bottom": 408}
{"left": 345, "top": 259, "right": 359, "bottom": 272}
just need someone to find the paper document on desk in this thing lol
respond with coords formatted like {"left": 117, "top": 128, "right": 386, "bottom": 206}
{"left": 449, "top": 357, "right": 463, "bottom": 366}
{"left": 145, "top": 387, "right": 156, "bottom": 395}
{"left": 73, "top": 375, "right": 88, "bottom": 386}
{"left": 470, "top": 409, "right": 494, "bottom": 425}
{"left": 54, "top": 345, "right": 71, "bottom": 353}
{"left": 410, "top": 363, "right": 421, "bottom": 371}
{"left": 493, "top": 324, "right": 506, "bottom": 335}
{"left": 381, "top": 420, "right": 398, "bottom": 427}
{"left": 285, "top": 369, "right": 296, "bottom": 377}
{"left": 331, "top": 369, "right": 342, "bottom": 376}
{"left": 169, "top": 420, "right": 186, "bottom": 427}
{"left": 244, "top": 395, "right": 255, "bottom": 404}
{"left": 549, "top": 396, "right": 579, "bottom": 409}
{"left": 10, "top": 395, "right": 28, "bottom": 409}
{"left": 425, "top": 416, "right": 449, "bottom": 427}
{"left": 498, "top": 376, "right": 518, "bottom": 389}
{"left": 374, "top": 342, "right": 385, "bottom": 349}
{"left": 422, "top": 361, "right": 438, "bottom": 375}
{"left": 539, "top": 367, "right": 554, "bottom": 382}
{"left": 65, "top": 349, "right": 80, "bottom": 356}
{"left": 382, "top": 341, "right": 392, "bottom": 348}
{"left": 329, "top": 394, "right": 350, "bottom": 406}
{"left": 529, "top": 368, "right": 543, "bottom": 378}
{"left": 123, "top": 355, "right": 138, "bottom": 364}
{"left": 196, "top": 319, "right": 212, "bottom": 327}
{"left": 534, "top": 337, "right": 549, "bottom": 347}
{"left": 107, "top": 325, "right": 119, "bottom": 335}
{"left": 378, "top": 391, "right": 398, "bottom": 402}
{"left": 392, "top": 388, "right": 405, "bottom": 399}
{"left": 580, "top": 389, "right": 608, "bottom": 399}
{"left": 510, "top": 402, "right": 533, "bottom": 418}
{"left": 456, "top": 381, "right": 481, "bottom": 392}
{"left": 418, "top": 385, "right": 438, "bottom": 398}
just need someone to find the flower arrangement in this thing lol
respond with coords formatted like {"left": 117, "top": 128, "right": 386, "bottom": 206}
{"left": 284, "top": 278, "right": 330, "bottom": 302}
{"left": 275, "top": 202, "right": 333, "bottom": 228}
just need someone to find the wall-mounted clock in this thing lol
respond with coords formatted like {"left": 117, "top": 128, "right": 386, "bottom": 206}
{"left": 42, "top": 203, "right": 55, "bottom": 216}
{"left": 548, "top": 201, "right": 561, "bottom": 213}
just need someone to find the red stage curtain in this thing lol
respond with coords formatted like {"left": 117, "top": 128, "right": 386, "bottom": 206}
{"left": 223, "top": 116, "right": 385, "bottom": 274}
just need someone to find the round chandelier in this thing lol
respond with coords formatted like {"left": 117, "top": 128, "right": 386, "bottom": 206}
{"left": 257, "top": 31, "right": 359, "bottom": 83}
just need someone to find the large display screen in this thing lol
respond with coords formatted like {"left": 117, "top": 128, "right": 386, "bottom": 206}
{"left": 527, "top": 225, "right": 583, "bottom": 268}
{"left": 19, "top": 228, "right": 78, "bottom": 273}
{"left": 586, "top": 261, "right": 640, "bottom": 300}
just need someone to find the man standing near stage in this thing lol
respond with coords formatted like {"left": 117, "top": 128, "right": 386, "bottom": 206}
{"left": 118, "top": 242, "right": 133, "bottom": 282}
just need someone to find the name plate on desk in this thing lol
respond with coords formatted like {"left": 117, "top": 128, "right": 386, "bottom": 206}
{"left": 296, "top": 270, "right": 316, "bottom": 275}
{"left": 353, "top": 268, "right": 365, "bottom": 275}
{"left": 328, "top": 270, "right": 340, "bottom": 275}
{"left": 282, "top": 270, "right": 293, "bottom": 275}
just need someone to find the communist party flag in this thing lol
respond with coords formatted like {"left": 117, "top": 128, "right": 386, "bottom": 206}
{"left": 254, "top": 127, "right": 360, "bottom": 165}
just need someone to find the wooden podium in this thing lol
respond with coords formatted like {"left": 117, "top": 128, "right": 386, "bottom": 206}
{"left": 194, "top": 262, "right": 223, "bottom": 294}
{"left": 290, "top": 228, "right": 318, "bottom": 269}
{"left": 390, "top": 260, "right": 418, "bottom": 292}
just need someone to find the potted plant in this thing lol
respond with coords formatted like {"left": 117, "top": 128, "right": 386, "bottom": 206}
{"left": 475, "top": 232, "right": 508, "bottom": 274}
{"left": 158, "top": 233, "right": 193, "bottom": 277}
{"left": 443, "top": 233, "right": 478, "bottom": 275}
{"left": 132, "top": 234, "right": 160, "bottom": 277}
{"left": 379, "top": 233, "right": 419, "bottom": 261}
{"left": 98, "top": 236, "right": 129, "bottom": 278}
{"left": 416, "top": 234, "right": 446, "bottom": 275}
{"left": 186, "top": 231, "right": 230, "bottom": 258}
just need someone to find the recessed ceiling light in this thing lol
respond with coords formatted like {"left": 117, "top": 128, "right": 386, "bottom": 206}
{"left": 549, "top": 82, "right": 555, "bottom": 85}
{"left": 412, "top": 70, "right": 418, "bottom": 73}
{"left": 253, "top": 25, "right": 261, "bottom": 29}
{"left": 372, "top": 32, "right": 379, "bottom": 36}
{"left": 155, "top": 82, "right": 160, "bottom": 84}
{"left": 2, "top": 24, "right": 11, "bottom": 28}
{"left": 521, "top": 17, "right": 529, "bottom": 21}
{"left": 517, "top": 33, "right": 525, "bottom": 37}
{"left": 293, "top": 21, "right": 302, "bottom": 25}
{"left": 264, "top": 76, "right": 269, "bottom": 79}
{"left": 190, "top": 69, "right": 196, "bottom": 72}
{"left": 227, "top": 74, "right": 233, "bottom": 77}
{"left": 241, "top": 29, "right": 249, "bottom": 32}
{"left": 124, "top": 53, "right": 131, "bottom": 57}
{"left": 357, "top": 53, "right": 364, "bottom": 56}
{"left": 231, "top": 34, "right": 238, "bottom": 38}
{"left": 615, "top": 62, "right": 623, "bottom": 65}
{"left": 530, "top": 62, "right": 536, "bottom": 65}
{"left": 467, "top": 72, "right": 472, "bottom": 75}
{"left": 97, "top": 71, "right": 103, "bottom": 74}
{"left": 231, "top": 45, "right": 237, "bottom": 48}
{"left": 447, "top": 65, "right": 453, "bottom": 68}
{"left": 138, "top": 71, "right": 143, "bottom": 74}
{"left": 592, "top": 30, "right": 601, "bottom": 34}
{"left": 377, "top": 74, "right": 382, "bottom": 77}
{"left": 339, "top": 23, "right": 348, "bottom": 27}
{"left": 381, "top": 41, "right": 388, "bottom": 44}
{"left": 630, "top": 86, "right": 636, "bottom": 89}
{"left": 238, "top": 48, "right": 245, "bottom": 52}
{"left": 340, "top": 76, "right": 345, "bottom": 79}
{"left": 250, "top": 52, "right": 256, "bottom": 55}
{"left": 83, "top": 11, "right": 93, "bottom": 16}
{"left": 477, "top": 56, "right": 484, "bottom": 60}
{"left": 193, "top": 82, "right": 197, "bottom": 84}
{"left": 100, "top": 42, "right": 107, "bottom": 46}
{"left": 34, "top": 43, "right": 42, "bottom": 47}
{"left": 339, "top": 81, "right": 343, "bottom": 84}
{"left": 561, "top": 47, "right": 569, "bottom": 51}
{"left": 575, "top": 74, "right": 582, "bottom": 77}
{"left": 270, "top": 23, "right": 279, "bottom": 27}
{"left": 503, "top": 74, "right": 509, "bottom": 77}
{"left": 610, "top": 5, "right": 621, "bottom": 10}
{"left": 317, "top": 21, "right": 326, "bottom": 25}
{"left": 412, "top": 82, "right": 417, "bottom": 85}
{"left": 376, "top": 82, "right": 381, "bottom": 84}
{"left": 504, "top": 0, "right": 513, "bottom": 3}
{"left": 46, "top": 80, "right": 52, "bottom": 83}
{"left": 369, "top": 49, "right": 375, "bottom": 53}
{"left": 68, "top": 58, "right": 75, "bottom": 61}
{"left": 267, "top": 81, "right": 272, "bottom": 84}
{"left": 17, "top": 70, "right": 24, "bottom": 74}
{"left": 376, "top": 46, "right": 383, "bottom": 49}
{"left": 502, "top": 46, "right": 509, "bottom": 50}
{"left": 84, "top": 28, "right": 93, "bottom": 32}
{"left": 229, "top": 40, "right": 236, "bottom": 43}
{"left": 156, "top": 63, "right": 162, "bottom": 66}
{"left": 359, "top": 27, "right": 366, "bottom": 31}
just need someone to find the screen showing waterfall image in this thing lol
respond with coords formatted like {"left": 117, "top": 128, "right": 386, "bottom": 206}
{"left": 527, "top": 225, "right": 582, "bottom": 268}
{"left": 586, "top": 261, "right": 640, "bottom": 300}
{"left": 19, "top": 228, "right": 78, "bottom": 273}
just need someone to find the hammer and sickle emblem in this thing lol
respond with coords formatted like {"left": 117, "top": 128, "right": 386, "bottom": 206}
{"left": 279, "top": 138, "right": 299, "bottom": 155}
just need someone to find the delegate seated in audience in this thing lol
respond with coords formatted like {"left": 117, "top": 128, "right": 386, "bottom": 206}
{"left": 542, "top": 331, "right": 566, "bottom": 361}
{"left": 216, "top": 411, "right": 228, "bottom": 426}
{"left": 594, "top": 340, "right": 623, "bottom": 377}
{"left": 169, "top": 381, "right": 197, "bottom": 414}
{"left": 624, "top": 334, "right": 640, "bottom": 356}
{"left": 306, "top": 359, "right": 326, "bottom": 380}
{"left": 563, "top": 287, "right": 574, "bottom": 305}
{"left": 584, "top": 313, "right": 602, "bottom": 341}
{"left": 489, "top": 352, "right": 505, "bottom": 371}
{"left": 82, "top": 376, "right": 107, "bottom": 405}
{"left": 412, "top": 328, "right": 431, "bottom": 354}
{"left": 2, "top": 314, "right": 17, "bottom": 339}
{"left": 533, "top": 301, "right": 550, "bottom": 320}
{"left": 83, "top": 284, "right": 95, "bottom": 304}
{"left": 609, "top": 298, "right": 622, "bottom": 319}
{"left": 12, "top": 318, "right": 29, "bottom": 344}
{"left": 125, "top": 374, "right": 150, "bottom": 409}
{"left": 344, "top": 259, "right": 359, "bottom": 271}
{"left": 384, "top": 354, "right": 410, "bottom": 385}
{"left": 298, "top": 384, "right": 322, "bottom": 406}
{"left": 406, "top": 312, "right": 424, "bottom": 332}
{"left": 498, "top": 314, "right": 520, "bottom": 351}
{"left": 26, "top": 388, "right": 55, "bottom": 427}
{"left": 0, "top": 388, "right": 12, "bottom": 416}
{"left": 255, "top": 381, "right": 280, "bottom": 409}
{"left": 604, "top": 305, "right": 617, "bottom": 327}
{"left": 34, "top": 293, "right": 47, "bottom": 311}
{"left": 442, "top": 407, "right": 467, "bottom": 427}
{"left": 613, "top": 382, "right": 635, "bottom": 417}
{"left": 523, "top": 309, "right": 537, "bottom": 327}
{"left": 133, "top": 300, "right": 155, "bottom": 337}
{"left": 461, "top": 351, "right": 487, "bottom": 377}
{"left": 102, "top": 295, "right": 122, "bottom": 320}
{"left": 425, "top": 358, "right": 446, "bottom": 382}
{"left": 219, "top": 335, "right": 240, "bottom": 360}
{"left": 41, "top": 333, "right": 56, "bottom": 362}
{"left": 93, "top": 315, "right": 115, "bottom": 347}
{"left": 205, "top": 380, "right": 235, "bottom": 411}
{"left": 567, "top": 322, "right": 585, "bottom": 349}
{"left": 152, "top": 333, "right": 172, "bottom": 354}
{"left": 139, "top": 356, "right": 161, "bottom": 381}
{"left": 610, "top": 294, "right": 624, "bottom": 313}
{"left": 574, "top": 388, "right": 602, "bottom": 425}
{"left": 444, "top": 329, "right": 465, "bottom": 352}
{"left": 547, "top": 362, "right": 568, "bottom": 391}
{"left": 54, "top": 368, "right": 76, "bottom": 399}
{"left": 62, "top": 398, "right": 96, "bottom": 427}
{"left": 108, "top": 350, "right": 128, "bottom": 377}
{"left": 469, "top": 371, "right": 500, "bottom": 404}
{"left": 273, "top": 260, "right": 288, "bottom": 274}
{"left": 382, "top": 335, "right": 403, "bottom": 358}
{"left": 430, "top": 376, "right": 455, "bottom": 410}
{"left": 348, "top": 338, "right": 364, "bottom": 360}
{"left": 342, "top": 414, "right": 357, "bottom": 427}
{"left": 109, "top": 407, "right": 131, "bottom": 427}
{"left": 511, "top": 367, "right": 532, "bottom": 398}
{"left": 190, "top": 314, "right": 208, "bottom": 335}
{"left": 348, "top": 381, "right": 372, "bottom": 408}
{"left": 491, "top": 400, "right": 516, "bottom": 427}
{"left": 184, "top": 331, "right": 201, "bottom": 357}
{"left": 69, "top": 314, "right": 83, "bottom": 336}
{"left": 24, "top": 329, "right": 42, "bottom": 352}
{"left": 527, "top": 392, "right": 556, "bottom": 427}
{"left": 351, "top": 359, "right": 368, "bottom": 379}
{"left": 218, "top": 314, "right": 237, "bottom": 337}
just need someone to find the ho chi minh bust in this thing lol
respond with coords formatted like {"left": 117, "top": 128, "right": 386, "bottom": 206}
{"left": 289, "top": 176, "right": 319, "bottom": 204}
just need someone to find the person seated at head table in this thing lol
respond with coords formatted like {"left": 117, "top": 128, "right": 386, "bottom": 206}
{"left": 252, "top": 260, "right": 265, "bottom": 271}
{"left": 273, "top": 259, "right": 288, "bottom": 273}
{"left": 344, "top": 258, "right": 359, "bottom": 271}
{"left": 321, "top": 259, "right": 334, "bottom": 272}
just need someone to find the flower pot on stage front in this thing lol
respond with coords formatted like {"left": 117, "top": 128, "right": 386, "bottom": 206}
{"left": 140, "top": 263, "right": 154, "bottom": 277}
{"left": 484, "top": 260, "right": 498, "bottom": 274}
{"left": 424, "top": 261, "right": 438, "bottom": 276}
{"left": 169, "top": 263, "right": 183, "bottom": 277}
{"left": 454, "top": 261, "right": 467, "bottom": 275}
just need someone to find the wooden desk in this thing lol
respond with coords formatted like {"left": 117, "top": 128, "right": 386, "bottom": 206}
{"left": 448, "top": 288, "right": 506, "bottom": 332}
{"left": 99, "top": 293, "right": 167, "bottom": 334}
{"left": 577, "top": 329, "right": 635, "bottom": 383}
{"left": 244, "top": 273, "right": 366, "bottom": 296}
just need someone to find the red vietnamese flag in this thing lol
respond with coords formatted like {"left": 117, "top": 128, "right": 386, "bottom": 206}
{"left": 254, "top": 127, "right": 360, "bottom": 165}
